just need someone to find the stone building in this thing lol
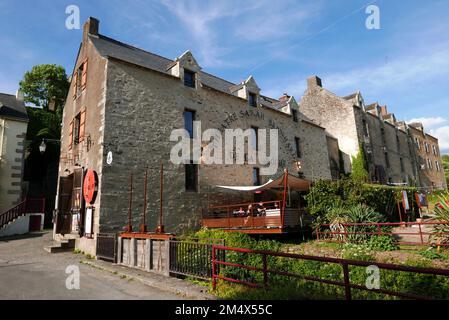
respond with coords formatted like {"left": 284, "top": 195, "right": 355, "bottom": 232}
{"left": 408, "top": 122, "right": 447, "bottom": 190}
{"left": 0, "top": 92, "right": 28, "bottom": 213}
{"left": 54, "top": 18, "right": 332, "bottom": 255}
{"left": 299, "top": 76, "right": 445, "bottom": 189}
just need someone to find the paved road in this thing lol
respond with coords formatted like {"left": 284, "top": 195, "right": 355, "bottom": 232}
{"left": 0, "top": 231, "right": 183, "bottom": 300}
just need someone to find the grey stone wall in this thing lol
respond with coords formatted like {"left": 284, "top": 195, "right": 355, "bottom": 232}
{"left": 354, "top": 108, "right": 417, "bottom": 184}
{"left": 99, "top": 59, "right": 331, "bottom": 233}
{"left": 299, "top": 82, "right": 358, "bottom": 174}
{"left": 300, "top": 77, "right": 420, "bottom": 186}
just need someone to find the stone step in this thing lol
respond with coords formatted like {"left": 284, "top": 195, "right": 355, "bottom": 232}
{"left": 43, "top": 239, "right": 75, "bottom": 253}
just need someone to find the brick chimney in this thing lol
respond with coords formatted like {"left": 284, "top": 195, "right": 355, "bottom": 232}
{"left": 83, "top": 17, "right": 99, "bottom": 42}
{"left": 379, "top": 105, "right": 388, "bottom": 116}
{"left": 307, "top": 76, "right": 322, "bottom": 88}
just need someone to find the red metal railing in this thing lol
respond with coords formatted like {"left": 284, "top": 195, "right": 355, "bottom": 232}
{"left": 0, "top": 198, "right": 45, "bottom": 229}
{"left": 211, "top": 245, "right": 449, "bottom": 300}
{"left": 316, "top": 221, "right": 449, "bottom": 247}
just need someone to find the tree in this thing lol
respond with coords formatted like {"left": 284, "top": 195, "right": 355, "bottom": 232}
{"left": 350, "top": 144, "right": 369, "bottom": 182}
{"left": 19, "top": 64, "right": 69, "bottom": 112}
{"left": 19, "top": 64, "right": 69, "bottom": 227}
{"left": 19, "top": 64, "right": 69, "bottom": 140}
{"left": 443, "top": 155, "right": 449, "bottom": 187}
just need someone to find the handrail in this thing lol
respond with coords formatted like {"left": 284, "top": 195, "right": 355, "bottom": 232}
{"left": 211, "top": 244, "right": 449, "bottom": 300}
{"left": 207, "top": 200, "right": 282, "bottom": 210}
{"left": 317, "top": 220, "right": 449, "bottom": 246}
{"left": 0, "top": 198, "right": 45, "bottom": 229}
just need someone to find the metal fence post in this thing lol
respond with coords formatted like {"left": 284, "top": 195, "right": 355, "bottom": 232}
{"left": 418, "top": 222, "right": 424, "bottom": 245}
{"left": 212, "top": 245, "right": 217, "bottom": 291}
{"left": 263, "top": 254, "right": 268, "bottom": 289}
{"left": 342, "top": 262, "right": 351, "bottom": 300}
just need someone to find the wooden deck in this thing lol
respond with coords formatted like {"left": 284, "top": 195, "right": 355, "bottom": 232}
{"left": 202, "top": 201, "right": 303, "bottom": 234}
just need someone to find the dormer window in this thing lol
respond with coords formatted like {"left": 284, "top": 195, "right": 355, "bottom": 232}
{"left": 248, "top": 92, "right": 257, "bottom": 107}
{"left": 292, "top": 109, "right": 298, "bottom": 122}
{"left": 184, "top": 69, "right": 196, "bottom": 88}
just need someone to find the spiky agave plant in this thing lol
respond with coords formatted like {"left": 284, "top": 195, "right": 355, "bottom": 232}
{"left": 431, "top": 192, "right": 449, "bottom": 247}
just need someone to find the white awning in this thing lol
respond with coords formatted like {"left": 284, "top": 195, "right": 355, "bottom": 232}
{"left": 217, "top": 179, "right": 274, "bottom": 192}
{"left": 216, "top": 173, "right": 311, "bottom": 192}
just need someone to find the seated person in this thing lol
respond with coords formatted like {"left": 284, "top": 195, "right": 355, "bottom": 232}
{"left": 256, "top": 202, "right": 267, "bottom": 216}
{"left": 237, "top": 207, "right": 246, "bottom": 217}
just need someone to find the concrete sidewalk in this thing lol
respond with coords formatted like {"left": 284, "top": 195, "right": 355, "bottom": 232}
{"left": 0, "top": 232, "right": 184, "bottom": 299}
{"left": 82, "top": 258, "right": 217, "bottom": 300}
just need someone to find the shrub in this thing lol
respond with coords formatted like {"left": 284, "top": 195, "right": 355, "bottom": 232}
{"left": 341, "top": 243, "right": 375, "bottom": 261}
{"left": 418, "top": 248, "right": 444, "bottom": 260}
{"left": 305, "top": 179, "right": 419, "bottom": 224}
{"left": 366, "top": 235, "right": 399, "bottom": 251}
{"left": 431, "top": 192, "right": 449, "bottom": 246}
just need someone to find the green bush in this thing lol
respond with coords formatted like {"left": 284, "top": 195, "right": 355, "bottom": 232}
{"left": 341, "top": 243, "right": 375, "bottom": 261}
{"left": 366, "top": 235, "right": 399, "bottom": 251}
{"left": 305, "top": 179, "right": 419, "bottom": 224}
{"left": 418, "top": 248, "right": 444, "bottom": 260}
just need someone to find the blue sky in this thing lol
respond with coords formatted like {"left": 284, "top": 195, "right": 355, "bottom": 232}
{"left": 1, "top": 0, "right": 449, "bottom": 152}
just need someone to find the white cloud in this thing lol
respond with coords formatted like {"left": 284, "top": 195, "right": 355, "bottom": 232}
{"left": 407, "top": 117, "right": 447, "bottom": 129}
{"left": 430, "top": 126, "right": 449, "bottom": 155}
{"left": 404, "top": 117, "right": 449, "bottom": 154}
{"left": 324, "top": 45, "right": 449, "bottom": 95}
{"left": 160, "top": 0, "right": 317, "bottom": 68}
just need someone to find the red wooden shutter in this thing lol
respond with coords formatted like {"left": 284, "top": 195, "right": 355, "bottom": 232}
{"left": 72, "top": 72, "right": 78, "bottom": 100}
{"left": 81, "top": 59, "right": 88, "bottom": 90}
{"left": 79, "top": 107, "right": 86, "bottom": 142}
{"left": 68, "top": 120, "right": 74, "bottom": 150}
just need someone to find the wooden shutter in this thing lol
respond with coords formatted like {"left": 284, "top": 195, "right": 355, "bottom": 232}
{"left": 79, "top": 107, "right": 86, "bottom": 142}
{"left": 72, "top": 72, "right": 78, "bottom": 100}
{"left": 81, "top": 59, "right": 88, "bottom": 90}
{"left": 68, "top": 120, "right": 74, "bottom": 150}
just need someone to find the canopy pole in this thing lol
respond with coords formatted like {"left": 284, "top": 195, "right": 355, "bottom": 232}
{"left": 139, "top": 167, "right": 148, "bottom": 233}
{"left": 126, "top": 173, "right": 133, "bottom": 232}
{"left": 281, "top": 168, "right": 288, "bottom": 227}
{"left": 156, "top": 162, "right": 165, "bottom": 234}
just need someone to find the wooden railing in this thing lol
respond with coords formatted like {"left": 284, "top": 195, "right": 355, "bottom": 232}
{"left": 202, "top": 201, "right": 302, "bottom": 231}
{"left": 0, "top": 198, "right": 45, "bottom": 229}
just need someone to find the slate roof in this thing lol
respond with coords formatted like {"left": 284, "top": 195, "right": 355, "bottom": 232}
{"left": 0, "top": 93, "right": 28, "bottom": 122}
{"left": 343, "top": 92, "right": 358, "bottom": 100}
{"left": 88, "top": 33, "right": 324, "bottom": 128}
{"left": 90, "top": 34, "right": 235, "bottom": 95}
